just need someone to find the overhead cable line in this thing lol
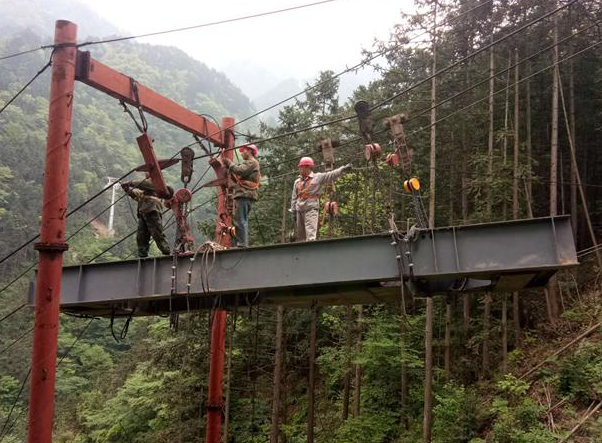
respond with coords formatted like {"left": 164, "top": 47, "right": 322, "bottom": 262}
{"left": 216, "top": 0, "right": 495, "bottom": 134}
{"left": 0, "top": 0, "right": 348, "bottom": 61}
{"left": 370, "top": 0, "right": 580, "bottom": 110}
{"left": 187, "top": 0, "right": 580, "bottom": 162}
{"left": 261, "top": 36, "right": 602, "bottom": 183}
{"left": 0, "top": 303, "right": 27, "bottom": 324}
{"left": 79, "top": 0, "right": 349, "bottom": 47}
{"left": 0, "top": 168, "right": 136, "bottom": 266}
{"left": 0, "top": 318, "right": 95, "bottom": 442}
{"left": 0, "top": 326, "right": 34, "bottom": 357}
{"left": 0, "top": 55, "right": 52, "bottom": 115}
{"left": 0, "top": 0, "right": 494, "bottom": 265}
{"left": 0, "top": 0, "right": 579, "bottom": 279}
{"left": 0, "top": 46, "right": 52, "bottom": 62}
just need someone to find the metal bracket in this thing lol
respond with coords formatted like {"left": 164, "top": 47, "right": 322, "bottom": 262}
{"left": 34, "top": 242, "right": 69, "bottom": 252}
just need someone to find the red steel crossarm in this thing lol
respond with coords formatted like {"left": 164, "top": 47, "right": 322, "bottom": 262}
{"left": 74, "top": 50, "right": 225, "bottom": 146}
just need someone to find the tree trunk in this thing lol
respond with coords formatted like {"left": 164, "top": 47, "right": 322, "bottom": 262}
{"left": 270, "top": 305, "right": 285, "bottom": 443}
{"left": 424, "top": 4, "right": 437, "bottom": 439}
{"left": 307, "top": 307, "right": 317, "bottom": 443}
{"left": 354, "top": 306, "right": 363, "bottom": 417}
{"left": 444, "top": 296, "right": 452, "bottom": 378}
{"left": 400, "top": 308, "right": 409, "bottom": 429}
{"left": 486, "top": 34, "right": 495, "bottom": 220}
{"left": 449, "top": 132, "right": 455, "bottom": 226}
{"left": 428, "top": 1, "right": 438, "bottom": 229}
{"left": 423, "top": 297, "right": 434, "bottom": 443}
{"left": 461, "top": 66, "right": 469, "bottom": 224}
{"left": 513, "top": 47, "right": 521, "bottom": 347}
{"left": 482, "top": 294, "right": 492, "bottom": 377}
{"left": 271, "top": 182, "right": 288, "bottom": 443}
{"left": 463, "top": 294, "right": 471, "bottom": 341}
{"left": 502, "top": 51, "right": 512, "bottom": 220}
{"left": 569, "top": 38, "right": 577, "bottom": 240}
{"left": 342, "top": 305, "right": 352, "bottom": 420}
{"left": 526, "top": 65, "right": 533, "bottom": 207}
{"left": 548, "top": 4, "right": 561, "bottom": 323}
{"left": 558, "top": 68, "right": 602, "bottom": 270}
{"left": 281, "top": 178, "right": 288, "bottom": 243}
{"left": 502, "top": 294, "right": 508, "bottom": 373}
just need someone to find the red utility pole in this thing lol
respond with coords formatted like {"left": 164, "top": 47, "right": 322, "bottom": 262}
{"left": 206, "top": 117, "right": 235, "bottom": 443}
{"left": 28, "top": 20, "right": 77, "bottom": 443}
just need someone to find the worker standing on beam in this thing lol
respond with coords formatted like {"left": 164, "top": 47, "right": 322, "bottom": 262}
{"left": 121, "top": 179, "right": 173, "bottom": 257}
{"left": 224, "top": 144, "right": 261, "bottom": 248}
{"left": 290, "top": 157, "right": 352, "bottom": 241}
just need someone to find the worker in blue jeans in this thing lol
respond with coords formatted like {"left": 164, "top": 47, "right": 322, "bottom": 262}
{"left": 224, "top": 144, "right": 261, "bottom": 247}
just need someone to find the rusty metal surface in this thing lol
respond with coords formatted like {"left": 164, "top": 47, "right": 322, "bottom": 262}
{"left": 75, "top": 50, "right": 225, "bottom": 146}
{"left": 29, "top": 216, "right": 578, "bottom": 317}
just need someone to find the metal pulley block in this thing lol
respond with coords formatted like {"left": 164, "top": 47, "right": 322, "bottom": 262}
{"left": 174, "top": 187, "right": 192, "bottom": 204}
{"left": 324, "top": 200, "right": 339, "bottom": 216}
{"left": 385, "top": 153, "right": 400, "bottom": 167}
{"left": 364, "top": 143, "right": 381, "bottom": 162}
{"left": 180, "top": 147, "right": 195, "bottom": 185}
{"left": 354, "top": 100, "right": 374, "bottom": 141}
{"left": 316, "top": 138, "right": 339, "bottom": 170}
{"left": 382, "top": 113, "right": 407, "bottom": 139}
{"left": 403, "top": 177, "right": 421, "bottom": 194}
{"left": 219, "top": 223, "right": 236, "bottom": 238}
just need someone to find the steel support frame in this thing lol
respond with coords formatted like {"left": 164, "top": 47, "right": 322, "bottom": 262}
{"left": 30, "top": 19, "right": 234, "bottom": 443}
{"left": 206, "top": 117, "right": 235, "bottom": 443}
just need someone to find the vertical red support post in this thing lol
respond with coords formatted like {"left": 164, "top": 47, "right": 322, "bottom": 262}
{"left": 27, "top": 20, "right": 77, "bottom": 443}
{"left": 205, "top": 117, "right": 235, "bottom": 443}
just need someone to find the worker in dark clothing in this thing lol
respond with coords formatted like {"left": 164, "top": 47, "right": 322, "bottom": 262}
{"left": 121, "top": 179, "right": 172, "bottom": 257}
{"left": 224, "top": 144, "right": 261, "bottom": 248}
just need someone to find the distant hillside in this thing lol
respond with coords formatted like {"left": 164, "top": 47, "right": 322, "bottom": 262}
{"left": 0, "top": 3, "right": 255, "bottom": 271}
{"left": 0, "top": 0, "right": 120, "bottom": 39}
{"left": 251, "top": 78, "right": 302, "bottom": 125}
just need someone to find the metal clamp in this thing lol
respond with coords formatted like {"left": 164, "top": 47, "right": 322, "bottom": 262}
{"left": 34, "top": 242, "right": 69, "bottom": 252}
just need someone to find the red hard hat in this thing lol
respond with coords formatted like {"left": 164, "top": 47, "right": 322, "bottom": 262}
{"left": 299, "top": 156, "right": 315, "bottom": 167}
{"left": 239, "top": 144, "right": 258, "bottom": 156}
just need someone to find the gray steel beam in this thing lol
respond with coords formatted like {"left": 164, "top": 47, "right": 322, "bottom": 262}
{"left": 29, "top": 216, "right": 577, "bottom": 316}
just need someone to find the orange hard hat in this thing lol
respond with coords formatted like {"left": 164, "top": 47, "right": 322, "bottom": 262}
{"left": 239, "top": 144, "right": 258, "bottom": 156}
{"left": 299, "top": 157, "right": 315, "bottom": 167}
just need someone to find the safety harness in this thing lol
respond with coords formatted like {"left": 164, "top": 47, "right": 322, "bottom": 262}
{"left": 229, "top": 161, "right": 261, "bottom": 191}
{"left": 296, "top": 176, "right": 319, "bottom": 200}
{"left": 231, "top": 172, "right": 261, "bottom": 190}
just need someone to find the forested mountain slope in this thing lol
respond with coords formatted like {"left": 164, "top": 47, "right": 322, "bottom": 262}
{"left": 2, "top": 1, "right": 602, "bottom": 443}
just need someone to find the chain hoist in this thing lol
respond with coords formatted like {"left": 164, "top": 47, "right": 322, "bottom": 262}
{"left": 382, "top": 113, "right": 428, "bottom": 229}
{"left": 317, "top": 138, "right": 340, "bottom": 231}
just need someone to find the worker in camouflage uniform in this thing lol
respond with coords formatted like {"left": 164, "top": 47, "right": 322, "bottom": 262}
{"left": 290, "top": 157, "right": 352, "bottom": 241}
{"left": 224, "top": 144, "right": 261, "bottom": 248}
{"left": 121, "top": 179, "right": 172, "bottom": 257}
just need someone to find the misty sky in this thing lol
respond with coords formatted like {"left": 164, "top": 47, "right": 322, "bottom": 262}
{"left": 77, "top": 0, "right": 416, "bottom": 79}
